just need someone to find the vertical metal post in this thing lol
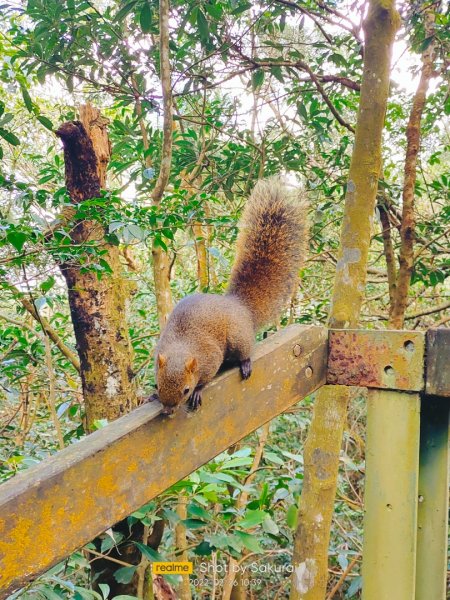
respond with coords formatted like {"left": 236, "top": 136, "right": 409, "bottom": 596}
{"left": 362, "top": 390, "right": 421, "bottom": 600}
{"left": 415, "top": 397, "right": 449, "bottom": 600}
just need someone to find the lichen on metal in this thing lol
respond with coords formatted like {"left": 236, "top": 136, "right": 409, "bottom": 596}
{"left": 327, "top": 329, "right": 425, "bottom": 391}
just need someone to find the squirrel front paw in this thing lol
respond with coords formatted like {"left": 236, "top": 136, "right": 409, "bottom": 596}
{"left": 187, "top": 387, "right": 202, "bottom": 411}
{"left": 240, "top": 358, "right": 252, "bottom": 380}
{"left": 141, "top": 391, "right": 159, "bottom": 404}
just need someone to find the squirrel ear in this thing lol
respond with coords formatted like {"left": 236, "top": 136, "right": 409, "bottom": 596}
{"left": 185, "top": 357, "right": 198, "bottom": 372}
{"left": 157, "top": 354, "right": 167, "bottom": 369}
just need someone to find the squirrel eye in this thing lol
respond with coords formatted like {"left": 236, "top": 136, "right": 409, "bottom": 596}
{"left": 183, "top": 387, "right": 190, "bottom": 395}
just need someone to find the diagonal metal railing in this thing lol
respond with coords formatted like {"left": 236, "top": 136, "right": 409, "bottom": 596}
{"left": 0, "top": 325, "right": 448, "bottom": 600}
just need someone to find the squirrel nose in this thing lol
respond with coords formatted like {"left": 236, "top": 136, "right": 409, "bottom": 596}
{"left": 162, "top": 406, "right": 177, "bottom": 416}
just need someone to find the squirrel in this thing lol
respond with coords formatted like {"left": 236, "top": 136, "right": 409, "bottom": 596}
{"left": 153, "top": 177, "right": 308, "bottom": 415}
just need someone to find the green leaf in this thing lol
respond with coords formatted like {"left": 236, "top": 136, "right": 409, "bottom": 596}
{"left": 207, "top": 533, "right": 229, "bottom": 550}
{"left": 116, "top": 0, "right": 138, "bottom": 21}
{"left": 262, "top": 515, "right": 279, "bottom": 535}
{"left": 20, "top": 85, "right": 34, "bottom": 113}
{"left": 197, "top": 9, "right": 209, "bottom": 41}
{"left": 7, "top": 231, "right": 27, "bottom": 252}
{"left": 0, "top": 128, "right": 20, "bottom": 146}
{"left": 221, "top": 456, "right": 253, "bottom": 468}
{"left": 419, "top": 36, "right": 434, "bottom": 52}
{"left": 140, "top": 2, "right": 152, "bottom": 33}
{"left": 127, "top": 224, "right": 146, "bottom": 241}
{"left": 67, "top": 74, "right": 74, "bottom": 93}
{"left": 286, "top": 504, "right": 298, "bottom": 529}
{"left": 153, "top": 236, "right": 168, "bottom": 251}
{"left": 109, "top": 221, "right": 125, "bottom": 233}
{"left": 187, "top": 503, "right": 212, "bottom": 521}
{"left": 39, "top": 585, "right": 65, "bottom": 600}
{"left": 37, "top": 115, "right": 54, "bottom": 131}
{"left": 134, "top": 542, "right": 164, "bottom": 562}
{"left": 40, "top": 276, "right": 55, "bottom": 293}
{"left": 282, "top": 450, "right": 303, "bottom": 463}
{"left": 264, "top": 451, "right": 284, "bottom": 465}
{"left": 231, "top": 2, "right": 252, "bottom": 15}
{"left": 238, "top": 509, "right": 267, "bottom": 529}
{"left": 193, "top": 541, "right": 212, "bottom": 556}
{"left": 298, "top": 103, "right": 308, "bottom": 121}
{"left": 251, "top": 69, "right": 264, "bottom": 91}
{"left": 204, "top": 3, "right": 222, "bottom": 19}
{"left": 270, "top": 66, "right": 284, "bottom": 83}
{"left": 234, "top": 531, "right": 263, "bottom": 553}
{"left": 113, "top": 566, "right": 136, "bottom": 584}
{"left": 181, "top": 518, "right": 207, "bottom": 529}
{"left": 347, "top": 575, "right": 362, "bottom": 597}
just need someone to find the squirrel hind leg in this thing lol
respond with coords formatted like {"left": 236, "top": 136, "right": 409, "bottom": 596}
{"left": 187, "top": 386, "right": 203, "bottom": 411}
{"left": 240, "top": 358, "right": 252, "bottom": 380}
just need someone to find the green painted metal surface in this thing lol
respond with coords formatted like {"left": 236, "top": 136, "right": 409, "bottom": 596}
{"left": 416, "top": 397, "right": 449, "bottom": 600}
{"left": 362, "top": 390, "right": 421, "bottom": 600}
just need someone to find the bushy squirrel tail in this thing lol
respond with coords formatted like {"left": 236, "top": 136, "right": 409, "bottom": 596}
{"left": 227, "top": 177, "right": 308, "bottom": 329}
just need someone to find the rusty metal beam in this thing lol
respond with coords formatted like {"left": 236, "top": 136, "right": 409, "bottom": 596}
{"left": 327, "top": 329, "right": 425, "bottom": 391}
{"left": 425, "top": 328, "right": 450, "bottom": 397}
{"left": 0, "top": 325, "right": 327, "bottom": 598}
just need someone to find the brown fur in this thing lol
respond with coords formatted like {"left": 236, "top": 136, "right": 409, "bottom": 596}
{"left": 227, "top": 177, "right": 308, "bottom": 328}
{"left": 155, "top": 178, "right": 308, "bottom": 412}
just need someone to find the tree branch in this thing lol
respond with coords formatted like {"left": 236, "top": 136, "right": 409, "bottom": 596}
{"left": 3, "top": 286, "right": 80, "bottom": 372}
{"left": 151, "top": 0, "right": 173, "bottom": 205}
{"left": 390, "top": 4, "right": 439, "bottom": 327}
{"left": 377, "top": 196, "right": 397, "bottom": 307}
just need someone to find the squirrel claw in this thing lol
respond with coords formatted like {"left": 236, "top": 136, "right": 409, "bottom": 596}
{"left": 240, "top": 358, "right": 252, "bottom": 380}
{"left": 187, "top": 388, "right": 202, "bottom": 411}
{"left": 142, "top": 392, "right": 159, "bottom": 404}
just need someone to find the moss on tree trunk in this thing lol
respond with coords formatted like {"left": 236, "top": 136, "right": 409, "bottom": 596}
{"left": 56, "top": 108, "right": 137, "bottom": 430}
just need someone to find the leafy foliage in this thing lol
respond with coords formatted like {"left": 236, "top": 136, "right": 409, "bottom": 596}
{"left": 0, "top": 0, "right": 449, "bottom": 598}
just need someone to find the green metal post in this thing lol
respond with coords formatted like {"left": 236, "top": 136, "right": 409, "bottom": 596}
{"left": 362, "top": 390, "right": 421, "bottom": 600}
{"left": 416, "top": 397, "right": 449, "bottom": 600}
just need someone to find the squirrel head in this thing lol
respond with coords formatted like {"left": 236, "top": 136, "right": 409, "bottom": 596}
{"left": 155, "top": 351, "right": 199, "bottom": 414}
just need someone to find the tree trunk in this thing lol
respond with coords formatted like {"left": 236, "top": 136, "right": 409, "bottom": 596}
{"left": 289, "top": 2, "right": 400, "bottom": 599}
{"left": 56, "top": 105, "right": 137, "bottom": 430}
{"left": 192, "top": 222, "right": 209, "bottom": 290}
{"left": 175, "top": 496, "right": 192, "bottom": 600}
{"left": 389, "top": 4, "right": 438, "bottom": 328}
{"left": 377, "top": 194, "right": 397, "bottom": 308}
{"left": 151, "top": 0, "right": 174, "bottom": 330}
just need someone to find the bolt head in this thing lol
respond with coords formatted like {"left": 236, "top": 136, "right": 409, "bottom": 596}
{"left": 293, "top": 344, "right": 302, "bottom": 357}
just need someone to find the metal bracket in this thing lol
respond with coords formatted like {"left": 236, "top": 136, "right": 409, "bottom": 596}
{"left": 327, "top": 329, "right": 425, "bottom": 392}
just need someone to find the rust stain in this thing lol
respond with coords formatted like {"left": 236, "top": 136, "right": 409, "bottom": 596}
{"left": 327, "top": 330, "right": 425, "bottom": 392}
